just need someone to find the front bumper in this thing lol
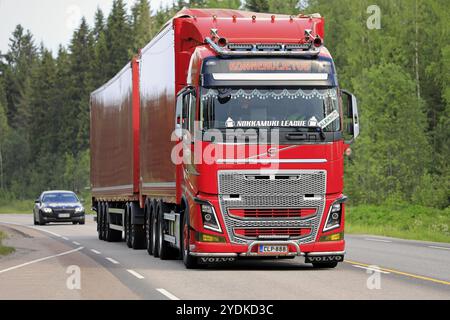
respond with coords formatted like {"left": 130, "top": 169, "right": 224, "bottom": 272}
{"left": 189, "top": 239, "right": 345, "bottom": 260}
{"left": 42, "top": 214, "right": 85, "bottom": 223}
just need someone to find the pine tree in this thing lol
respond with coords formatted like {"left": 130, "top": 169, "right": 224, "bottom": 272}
{"left": 131, "top": 0, "right": 153, "bottom": 53}
{"left": 92, "top": 8, "right": 105, "bottom": 42}
{"left": 104, "top": 0, "right": 133, "bottom": 78}
{"left": 204, "top": 0, "right": 241, "bottom": 9}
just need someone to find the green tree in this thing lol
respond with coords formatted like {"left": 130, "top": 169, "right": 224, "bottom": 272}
{"left": 245, "top": 0, "right": 269, "bottom": 12}
{"left": 131, "top": 0, "right": 153, "bottom": 53}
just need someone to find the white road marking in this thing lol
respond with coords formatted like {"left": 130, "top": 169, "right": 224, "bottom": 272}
{"left": 428, "top": 246, "right": 450, "bottom": 251}
{"left": 0, "top": 222, "right": 63, "bottom": 238}
{"left": 91, "top": 249, "right": 101, "bottom": 255}
{"left": 352, "top": 265, "right": 390, "bottom": 274}
{"left": 62, "top": 237, "right": 69, "bottom": 241}
{"left": 72, "top": 241, "right": 81, "bottom": 246}
{"left": 156, "top": 288, "right": 180, "bottom": 300}
{"left": 127, "top": 269, "right": 145, "bottom": 279}
{"left": 364, "top": 238, "right": 392, "bottom": 243}
{"left": 106, "top": 257, "right": 120, "bottom": 264}
{"left": 0, "top": 247, "right": 84, "bottom": 274}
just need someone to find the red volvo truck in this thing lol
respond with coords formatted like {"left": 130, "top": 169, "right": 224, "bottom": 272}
{"left": 90, "top": 9, "right": 360, "bottom": 269}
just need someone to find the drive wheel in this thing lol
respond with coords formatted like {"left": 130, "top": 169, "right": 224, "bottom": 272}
{"left": 181, "top": 209, "right": 199, "bottom": 269}
{"left": 101, "top": 204, "right": 107, "bottom": 240}
{"left": 312, "top": 262, "right": 338, "bottom": 269}
{"left": 157, "top": 202, "right": 175, "bottom": 260}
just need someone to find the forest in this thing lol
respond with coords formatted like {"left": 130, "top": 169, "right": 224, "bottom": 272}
{"left": 0, "top": 0, "right": 448, "bottom": 225}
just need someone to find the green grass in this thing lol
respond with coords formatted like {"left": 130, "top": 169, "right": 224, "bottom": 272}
{"left": 346, "top": 204, "right": 450, "bottom": 243}
{"left": 0, "top": 230, "right": 15, "bottom": 256}
{"left": 0, "top": 199, "right": 33, "bottom": 214}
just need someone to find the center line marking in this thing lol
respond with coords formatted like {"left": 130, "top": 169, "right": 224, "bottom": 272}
{"left": 157, "top": 288, "right": 180, "bottom": 300}
{"left": 0, "top": 247, "right": 84, "bottom": 274}
{"left": 62, "top": 237, "right": 69, "bottom": 241}
{"left": 106, "top": 257, "right": 119, "bottom": 264}
{"left": 91, "top": 249, "right": 101, "bottom": 254}
{"left": 127, "top": 269, "right": 144, "bottom": 279}
{"left": 364, "top": 238, "right": 392, "bottom": 243}
{"left": 428, "top": 246, "right": 450, "bottom": 251}
{"left": 72, "top": 241, "right": 81, "bottom": 246}
{"left": 345, "top": 260, "right": 450, "bottom": 286}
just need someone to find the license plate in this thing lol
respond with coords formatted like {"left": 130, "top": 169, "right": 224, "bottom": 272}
{"left": 258, "top": 245, "right": 289, "bottom": 255}
{"left": 59, "top": 213, "right": 70, "bottom": 218}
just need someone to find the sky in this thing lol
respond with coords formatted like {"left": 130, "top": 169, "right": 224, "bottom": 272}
{"left": 0, "top": 0, "right": 173, "bottom": 55}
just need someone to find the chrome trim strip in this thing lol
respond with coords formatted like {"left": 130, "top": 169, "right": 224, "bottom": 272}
{"left": 212, "top": 73, "right": 328, "bottom": 81}
{"left": 189, "top": 252, "right": 238, "bottom": 257}
{"left": 307, "top": 251, "right": 346, "bottom": 256}
{"left": 216, "top": 159, "right": 327, "bottom": 164}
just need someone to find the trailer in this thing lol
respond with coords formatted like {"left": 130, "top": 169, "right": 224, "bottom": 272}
{"left": 90, "top": 9, "right": 360, "bottom": 268}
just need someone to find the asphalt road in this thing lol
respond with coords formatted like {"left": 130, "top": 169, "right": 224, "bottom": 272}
{"left": 0, "top": 214, "right": 449, "bottom": 300}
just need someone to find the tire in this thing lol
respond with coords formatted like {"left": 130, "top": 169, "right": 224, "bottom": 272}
{"left": 79, "top": 219, "right": 85, "bottom": 225}
{"left": 157, "top": 202, "right": 175, "bottom": 260}
{"left": 151, "top": 201, "right": 159, "bottom": 257}
{"left": 125, "top": 204, "right": 132, "bottom": 248}
{"left": 145, "top": 201, "right": 153, "bottom": 255}
{"left": 181, "top": 208, "right": 199, "bottom": 269}
{"left": 98, "top": 203, "right": 104, "bottom": 240}
{"left": 72, "top": 221, "right": 78, "bottom": 225}
{"left": 33, "top": 213, "right": 37, "bottom": 225}
{"left": 38, "top": 212, "right": 46, "bottom": 226}
{"left": 131, "top": 224, "right": 145, "bottom": 249}
{"left": 101, "top": 204, "right": 107, "bottom": 240}
{"left": 312, "top": 262, "right": 339, "bottom": 269}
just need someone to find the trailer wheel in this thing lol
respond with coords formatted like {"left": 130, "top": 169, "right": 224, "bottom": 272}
{"left": 125, "top": 203, "right": 132, "bottom": 248}
{"left": 145, "top": 201, "right": 153, "bottom": 255}
{"left": 97, "top": 203, "right": 103, "bottom": 240}
{"left": 151, "top": 205, "right": 159, "bottom": 257}
{"left": 182, "top": 209, "right": 200, "bottom": 269}
{"left": 312, "top": 262, "right": 338, "bottom": 269}
{"left": 101, "top": 203, "right": 107, "bottom": 240}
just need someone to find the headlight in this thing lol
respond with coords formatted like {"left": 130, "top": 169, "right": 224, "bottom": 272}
{"left": 42, "top": 207, "right": 52, "bottom": 213}
{"left": 323, "top": 203, "right": 342, "bottom": 232}
{"left": 200, "top": 204, "right": 222, "bottom": 233}
{"left": 75, "top": 207, "right": 84, "bottom": 213}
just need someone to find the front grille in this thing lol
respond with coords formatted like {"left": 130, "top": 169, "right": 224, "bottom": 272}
{"left": 218, "top": 170, "right": 326, "bottom": 245}
{"left": 229, "top": 208, "right": 316, "bottom": 219}
{"left": 234, "top": 228, "right": 311, "bottom": 240}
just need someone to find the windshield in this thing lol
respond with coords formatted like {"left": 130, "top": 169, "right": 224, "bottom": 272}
{"left": 201, "top": 88, "right": 340, "bottom": 132}
{"left": 42, "top": 193, "right": 78, "bottom": 203}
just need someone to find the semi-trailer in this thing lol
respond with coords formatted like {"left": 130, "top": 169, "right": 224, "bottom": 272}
{"left": 90, "top": 9, "right": 360, "bottom": 269}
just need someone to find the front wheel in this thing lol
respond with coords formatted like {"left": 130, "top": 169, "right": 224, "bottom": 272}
{"left": 181, "top": 210, "right": 199, "bottom": 269}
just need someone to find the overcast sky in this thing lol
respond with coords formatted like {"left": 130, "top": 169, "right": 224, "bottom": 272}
{"left": 0, "top": 0, "right": 173, "bottom": 54}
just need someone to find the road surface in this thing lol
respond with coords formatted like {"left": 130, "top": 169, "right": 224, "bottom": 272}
{"left": 0, "top": 214, "right": 449, "bottom": 300}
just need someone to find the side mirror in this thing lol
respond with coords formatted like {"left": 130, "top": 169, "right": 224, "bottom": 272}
{"left": 175, "top": 94, "right": 183, "bottom": 138}
{"left": 342, "top": 90, "right": 360, "bottom": 144}
{"left": 35, "top": 199, "right": 40, "bottom": 204}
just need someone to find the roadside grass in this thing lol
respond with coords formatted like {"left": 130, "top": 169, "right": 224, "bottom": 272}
{"left": 0, "top": 199, "right": 33, "bottom": 214}
{"left": 0, "top": 230, "right": 15, "bottom": 256}
{"left": 346, "top": 204, "right": 450, "bottom": 243}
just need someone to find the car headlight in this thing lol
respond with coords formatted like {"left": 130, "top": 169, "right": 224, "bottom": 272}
{"left": 200, "top": 204, "right": 222, "bottom": 233}
{"left": 323, "top": 203, "right": 342, "bottom": 232}
{"left": 75, "top": 207, "right": 84, "bottom": 213}
{"left": 42, "top": 207, "right": 52, "bottom": 213}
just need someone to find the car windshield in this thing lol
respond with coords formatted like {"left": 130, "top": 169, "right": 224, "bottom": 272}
{"left": 200, "top": 87, "right": 340, "bottom": 132}
{"left": 42, "top": 193, "right": 78, "bottom": 203}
